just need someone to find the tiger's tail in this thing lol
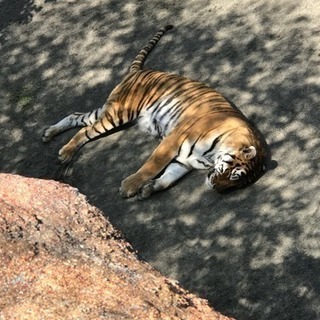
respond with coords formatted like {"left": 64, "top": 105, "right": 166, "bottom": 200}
{"left": 129, "top": 25, "right": 174, "bottom": 73}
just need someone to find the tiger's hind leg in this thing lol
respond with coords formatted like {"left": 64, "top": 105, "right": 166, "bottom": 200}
{"left": 42, "top": 108, "right": 104, "bottom": 142}
{"left": 57, "top": 107, "right": 118, "bottom": 164}
{"left": 138, "top": 161, "right": 191, "bottom": 199}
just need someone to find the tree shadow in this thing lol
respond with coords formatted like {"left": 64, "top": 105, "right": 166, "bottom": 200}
{"left": 0, "top": 0, "right": 43, "bottom": 44}
{"left": 1, "top": 1, "right": 320, "bottom": 320}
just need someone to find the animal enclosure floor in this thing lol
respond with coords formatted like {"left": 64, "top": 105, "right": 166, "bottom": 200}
{"left": 1, "top": 1, "right": 319, "bottom": 319}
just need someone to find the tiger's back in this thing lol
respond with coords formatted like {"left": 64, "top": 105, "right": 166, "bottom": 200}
{"left": 43, "top": 25, "right": 266, "bottom": 199}
{"left": 115, "top": 70, "right": 240, "bottom": 138}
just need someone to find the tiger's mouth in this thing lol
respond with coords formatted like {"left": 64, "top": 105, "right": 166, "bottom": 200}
{"left": 206, "top": 168, "right": 218, "bottom": 188}
{"left": 206, "top": 167, "right": 236, "bottom": 192}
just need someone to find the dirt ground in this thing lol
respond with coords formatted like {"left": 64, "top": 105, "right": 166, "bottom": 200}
{"left": 1, "top": 1, "right": 319, "bottom": 319}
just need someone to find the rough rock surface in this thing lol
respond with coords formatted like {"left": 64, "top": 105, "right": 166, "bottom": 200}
{"left": 0, "top": 174, "right": 234, "bottom": 320}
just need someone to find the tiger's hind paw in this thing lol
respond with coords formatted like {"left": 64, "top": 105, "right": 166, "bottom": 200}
{"left": 137, "top": 181, "right": 155, "bottom": 200}
{"left": 42, "top": 126, "right": 57, "bottom": 142}
{"left": 58, "top": 145, "right": 76, "bottom": 164}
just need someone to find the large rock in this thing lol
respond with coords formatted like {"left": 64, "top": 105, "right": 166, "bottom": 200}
{"left": 0, "top": 174, "right": 235, "bottom": 320}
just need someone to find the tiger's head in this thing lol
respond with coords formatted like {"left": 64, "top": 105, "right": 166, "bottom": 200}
{"left": 206, "top": 145, "right": 265, "bottom": 192}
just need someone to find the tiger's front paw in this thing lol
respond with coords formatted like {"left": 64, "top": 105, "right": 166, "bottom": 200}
{"left": 138, "top": 181, "right": 155, "bottom": 200}
{"left": 120, "top": 174, "right": 143, "bottom": 198}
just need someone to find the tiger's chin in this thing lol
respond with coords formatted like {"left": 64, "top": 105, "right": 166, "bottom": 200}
{"left": 206, "top": 170, "right": 241, "bottom": 193}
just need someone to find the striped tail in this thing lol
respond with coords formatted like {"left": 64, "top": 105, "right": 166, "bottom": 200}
{"left": 129, "top": 25, "right": 174, "bottom": 73}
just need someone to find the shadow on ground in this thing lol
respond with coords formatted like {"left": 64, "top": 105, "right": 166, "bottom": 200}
{"left": 1, "top": 1, "right": 319, "bottom": 319}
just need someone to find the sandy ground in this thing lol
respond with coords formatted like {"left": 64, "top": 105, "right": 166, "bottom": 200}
{"left": 0, "top": 1, "right": 319, "bottom": 319}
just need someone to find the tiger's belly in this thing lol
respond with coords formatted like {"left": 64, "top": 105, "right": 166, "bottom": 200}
{"left": 137, "top": 101, "right": 179, "bottom": 138}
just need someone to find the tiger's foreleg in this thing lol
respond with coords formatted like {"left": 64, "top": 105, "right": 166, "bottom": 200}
{"left": 138, "top": 161, "right": 191, "bottom": 199}
{"left": 120, "top": 134, "right": 183, "bottom": 198}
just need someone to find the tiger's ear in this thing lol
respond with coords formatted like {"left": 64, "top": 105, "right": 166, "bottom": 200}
{"left": 242, "top": 146, "right": 256, "bottom": 160}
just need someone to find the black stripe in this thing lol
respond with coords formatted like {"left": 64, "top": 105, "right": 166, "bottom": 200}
{"left": 202, "top": 133, "right": 225, "bottom": 156}
{"left": 177, "top": 135, "right": 189, "bottom": 155}
{"left": 176, "top": 112, "right": 215, "bottom": 137}
{"left": 172, "top": 93, "right": 227, "bottom": 120}
{"left": 81, "top": 116, "right": 87, "bottom": 125}
{"left": 158, "top": 84, "right": 206, "bottom": 122}
{"left": 146, "top": 76, "right": 187, "bottom": 112}
{"left": 100, "top": 118, "right": 108, "bottom": 131}
{"left": 74, "top": 113, "right": 83, "bottom": 120}
{"left": 119, "top": 72, "right": 141, "bottom": 97}
{"left": 117, "top": 108, "right": 123, "bottom": 125}
{"left": 105, "top": 111, "right": 116, "bottom": 128}
{"left": 127, "top": 108, "right": 134, "bottom": 122}
{"left": 135, "top": 72, "right": 164, "bottom": 111}
{"left": 196, "top": 159, "right": 211, "bottom": 168}
{"left": 123, "top": 71, "right": 153, "bottom": 110}
{"left": 149, "top": 80, "right": 193, "bottom": 122}
{"left": 85, "top": 130, "right": 91, "bottom": 140}
{"left": 171, "top": 159, "right": 190, "bottom": 170}
{"left": 87, "top": 111, "right": 95, "bottom": 125}
{"left": 140, "top": 73, "right": 171, "bottom": 108}
{"left": 169, "top": 86, "right": 214, "bottom": 121}
{"left": 130, "top": 28, "right": 171, "bottom": 72}
{"left": 93, "top": 126, "right": 102, "bottom": 134}
{"left": 187, "top": 136, "right": 201, "bottom": 157}
{"left": 94, "top": 109, "right": 99, "bottom": 120}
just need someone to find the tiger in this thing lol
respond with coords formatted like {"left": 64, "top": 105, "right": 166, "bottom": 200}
{"left": 43, "top": 25, "right": 266, "bottom": 199}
